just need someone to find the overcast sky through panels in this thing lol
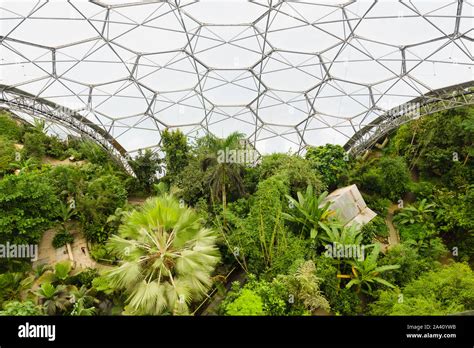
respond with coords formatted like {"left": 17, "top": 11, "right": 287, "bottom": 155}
{"left": 0, "top": 0, "right": 473, "bottom": 156}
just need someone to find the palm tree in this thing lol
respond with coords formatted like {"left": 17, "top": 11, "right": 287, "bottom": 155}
{"left": 346, "top": 245, "right": 400, "bottom": 295}
{"left": 35, "top": 283, "right": 70, "bottom": 315}
{"left": 201, "top": 132, "right": 246, "bottom": 210}
{"left": 282, "top": 185, "right": 336, "bottom": 242}
{"left": 105, "top": 194, "right": 220, "bottom": 315}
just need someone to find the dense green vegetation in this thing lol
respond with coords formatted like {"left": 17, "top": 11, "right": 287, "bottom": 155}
{"left": 0, "top": 106, "right": 472, "bottom": 316}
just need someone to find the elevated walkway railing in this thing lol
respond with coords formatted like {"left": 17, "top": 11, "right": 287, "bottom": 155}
{"left": 344, "top": 81, "right": 474, "bottom": 157}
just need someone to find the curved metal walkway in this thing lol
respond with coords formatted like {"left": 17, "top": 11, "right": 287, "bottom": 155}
{"left": 344, "top": 81, "right": 474, "bottom": 157}
{"left": 0, "top": 83, "right": 134, "bottom": 175}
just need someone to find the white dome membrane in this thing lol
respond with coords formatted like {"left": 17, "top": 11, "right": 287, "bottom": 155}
{"left": 0, "top": 0, "right": 473, "bottom": 159}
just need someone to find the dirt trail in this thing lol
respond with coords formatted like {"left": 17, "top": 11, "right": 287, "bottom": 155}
{"left": 378, "top": 204, "right": 401, "bottom": 253}
{"left": 127, "top": 196, "right": 148, "bottom": 206}
{"left": 43, "top": 156, "right": 86, "bottom": 167}
{"left": 34, "top": 225, "right": 110, "bottom": 272}
{"left": 385, "top": 204, "right": 401, "bottom": 246}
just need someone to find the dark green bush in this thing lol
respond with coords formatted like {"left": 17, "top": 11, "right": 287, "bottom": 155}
{"left": 305, "top": 144, "right": 350, "bottom": 190}
{"left": 0, "top": 171, "right": 59, "bottom": 244}
{"left": 52, "top": 230, "right": 74, "bottom": 248}
{"left": 256, "top": 153, "right": 326, "bottom": 196}
{"left": 364, "top": 195, "right": 392, "bottom": 217}
{"left": 408, "top": 181, "right": 436, "bottom": 200}
{"left": 376, "top": 157, "right": 411, "bottom": 201}
{"left": 77, "top": 174, "right": 127, "bottom": 243}
{"left": 0, "top": 113, "right": 22, "bottom": 141}
{"left": 160, "top": 129, "right": 189, "bottom": 185}
{"left": 314, "top": 256, "right": 361, "bottom": 315}
{"left": 361, "top": 216, "right": 389, "bottom": 244}
{"left": 0, "top": 136, "right": 16, "bottom": 174}
{"left": 378, "top": 243, "right": 434, "bottom": 288}
{"left": 128, "top": 149, "right": 162, "bottom": 194}
{"left": 353, "top": 157, "right": 410, "bottom": 201}
{"left": 23, "top": 131, "right": 47, "bottom": 160}
{"left": 45, "top": 136, "right": 67, "bottom": 159}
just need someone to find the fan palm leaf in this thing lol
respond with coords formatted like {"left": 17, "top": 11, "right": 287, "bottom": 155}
{"left": 105, "top": 194, "right": 220, "bottom": 315}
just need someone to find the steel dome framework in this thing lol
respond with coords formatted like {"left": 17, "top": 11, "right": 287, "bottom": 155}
{"left": 0, "top": 0, "right": 473, "bottom": 172}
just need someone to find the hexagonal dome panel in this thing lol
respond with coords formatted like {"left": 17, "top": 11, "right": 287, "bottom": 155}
{"left": 0, "top": 0, "right": 472, "bottom": 161}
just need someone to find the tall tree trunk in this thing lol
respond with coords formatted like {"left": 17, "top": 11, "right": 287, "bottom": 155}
{"left": 222, "top": 169, "right": 227, "bottom": 228}
{"left": 222, "top": 184, "right": 226, "bottom": 211}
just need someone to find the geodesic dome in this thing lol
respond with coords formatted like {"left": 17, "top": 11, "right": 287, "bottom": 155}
{"left": 1, "top": 0, "right": 473, "bottom": 171}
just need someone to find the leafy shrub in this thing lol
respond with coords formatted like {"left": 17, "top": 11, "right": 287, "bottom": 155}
{"left": 52, "top": 230, "right": 74, "bottom": 248}
{"left": 408, "top": 181, "right": 436, "bottom": 200}
{"left": 444, "top": 162, "right": 474, "bottom": 191}
{"left": 398, "top": 223, "right": 425, "bottom": 241}
{"left": 128, "top": 149, "right": 162, "bottom": 194}
{"left": 369, "top": 263, "right": 474, "bottom": 315}
{"left": 376, "top": 157, "right": 411, "bottom": 201}
{"left": 224, "top": 288, "right": 265, "bottom": 316}
{"left": 361, "top": 216, "right": 388, "bottom": 243}
{"left": 227, "top": 175, "right": 310, "bottom": 277}
{"left": 364, "top": 195, "right": 392, "bottom": 217}
{"left": 0, "top": 171, "right": 59, "bottom": 244}
{"left": 160, "top": 129, "right": 189, "bottom": 185}
{"left": 23, "top": 131, "right": 48, "bottom": 160}
{"left": 314, "top": 255, "right": 361, "bottom": 315}
{"left": 352, "top": 157, "right": 410, "bottom": 201}
{"left": 0, "top": 300, "right": 43, "bottom": 316}
{"left": 359, "top": 169, "right": 382, "bottom": 194}
{"left": 175, "top": 157, "right": 210, "bottom": 205}
{"left": 389, "top": 107, "right": 473, "bottom": 185}
{"left": 77, "top": 141, "right": 110, "bottom": 165}
{"left": 0, "top": 113, "right": 22, "bottom": 141}
{"left": 69, "top": 268, "right": 99, "bottom": 288}
{"left": 45, "top": 136, "right": 67, "bottom": 159}
{"left": 433, "top": 186, "right": 474, "bottom": 262}
{"left": 222, "top": 261, "right": 330, "bottom": 316}
{"left": 331, "top": 287, "right": 361, "bottom": 316}
{"left": 90, "top": 244, "right": 115, "bottom": 263}
{"left": 77, "top": 174, "right": 127, "bottom": 243}
{"left": 65, "top": 148, "right": 84, "bottom": 161}
{"left": 45, "top": 165, "right": 86, "bottom": 199}
{"left": 283, "top": 186, "right": 337, "bottom": 244}
{"left": 0, "top": 136, "right": 16, "bottom": 174}
{"left": 378, "top": 243, "right": 434, "bottom": 288}
{"left": 256, "top": 153, "right": 326, "bottom": 196}
{"left": 305, "top": 144, "right": 350, "bottom": 190}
